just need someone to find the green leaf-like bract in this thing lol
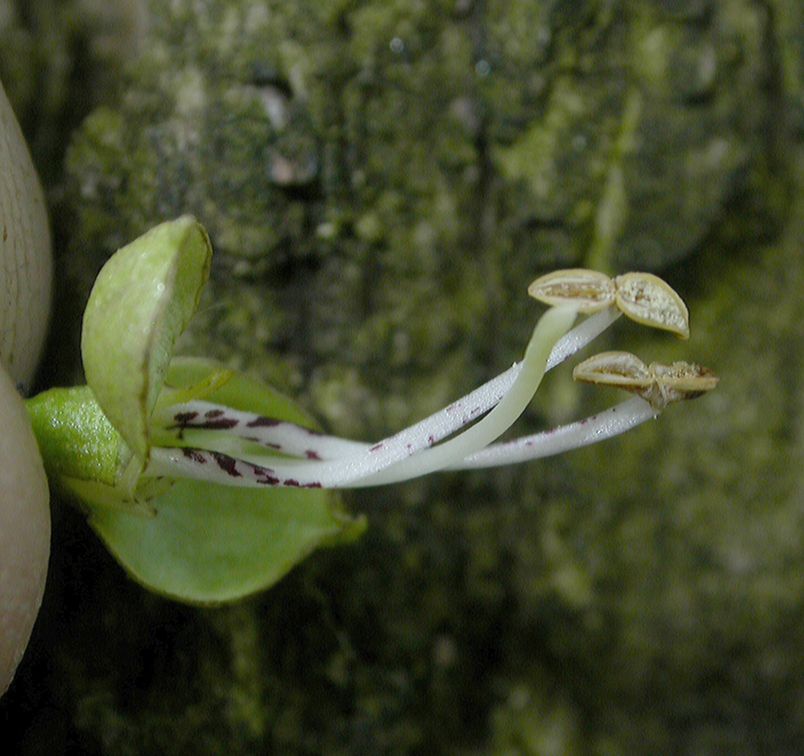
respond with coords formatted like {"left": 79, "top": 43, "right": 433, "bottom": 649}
{"left": 89, "top": 479, "right": 358, "bottom": 604}
{"left": 81, "top": 216, "right": 211, "bottom": 466}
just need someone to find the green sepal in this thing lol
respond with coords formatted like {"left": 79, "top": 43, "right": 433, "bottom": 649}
{"left": 26, "top": 386, "right": 125, "bottom": 487}
{"left": 81, "top": 216, "right": 212, "bottom": 466}
{"left": 160, "top": 356, "right": 320, "bottom": 425}
{"left": 89, "top": 479, "right": 365, "bottom": 605}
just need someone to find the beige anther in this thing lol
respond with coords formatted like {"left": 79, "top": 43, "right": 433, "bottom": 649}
{"left": 648, "top": 361, "right": 719, "bottom": 406}
{"left": 574, "top": 351, "right": 718, "bottom": 410}
{"left": 613, "top": 272, "right": 689, "bottom": 339}
{"left": 528, "top": 269, "right": 616, "bottom": 313}
{"left": 572, "top": 351, "right": 652, "bottom": 388}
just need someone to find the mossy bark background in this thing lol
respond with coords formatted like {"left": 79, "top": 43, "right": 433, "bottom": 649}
{"left": 2, "top": 0, "right": 802, "bottom": 753}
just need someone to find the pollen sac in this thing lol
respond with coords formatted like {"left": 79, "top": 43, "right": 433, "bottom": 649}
{"left": 613, "top": 272, "right": 690, "bottom": 339}
{"left": 528, "top": 269, "right": 616, "bottom": 313}
{"left": 648, "top": 361, "right": 719, "bottom": 408}
{"left": 572, "top": 351, "right": 653, "bottom": 388}
{"left": 574, "top": 351, "right": 718, "bottom": 410}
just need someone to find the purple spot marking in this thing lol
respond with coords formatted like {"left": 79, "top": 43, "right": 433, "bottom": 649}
{"left": 284, "top": 479, "right": 301, "bottom": 487}
{"left": 428, "top": 435, "right": 436, "bottom": 446}
{"left": 305, "top": 450, "right": 322, "bottom": 460}
{"left": 169, "top": 411, "right": 238, "bottom": 432}
{"left": 197, "top": 418, "right": 239, "bottom": 430}
{"left": 303, "top": 482, "right": 322, "bottom": 489}
{"left": 246, "top": 416, "right": 282, "bottom": 428}
{"left": 248, "top": 462, "right": 280, "bottom": 485}
{"left": 211, "top": 451, "right": 241, "bottom": 477}
{"left": 370, "top": 442, "right": 384, "bottom": 452}
{"left": 181, "top": 448, "right": 208, "bottom": 464}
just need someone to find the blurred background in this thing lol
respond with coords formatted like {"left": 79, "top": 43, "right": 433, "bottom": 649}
{"left": 1, "top": 1, "right": 802, "bottom": 753}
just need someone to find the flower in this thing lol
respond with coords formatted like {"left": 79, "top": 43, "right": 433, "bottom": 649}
{"left": 26, "top": 218, "right": 716, "bottom": 603}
